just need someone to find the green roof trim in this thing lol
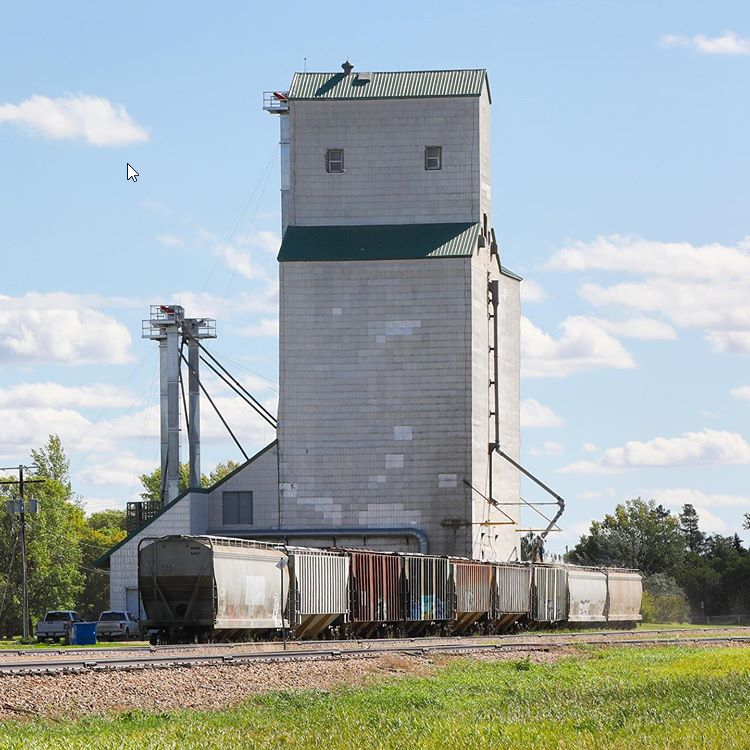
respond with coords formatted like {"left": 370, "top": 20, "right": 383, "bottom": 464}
{"left": 500, "top": 265, "right": 523, "bottom": 281}
{"left": 278, "top": 223, "right": 480, "bottom": 263}
{"left": 93, "top": 441, "right": 278, "bottom": 569}
{"left": 288, "top": 69, "right": 490, "bottom": 102}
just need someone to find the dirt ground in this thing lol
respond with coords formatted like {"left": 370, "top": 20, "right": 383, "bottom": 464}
{"left": 0, "top": 648, "right": 567, "bottom": 721}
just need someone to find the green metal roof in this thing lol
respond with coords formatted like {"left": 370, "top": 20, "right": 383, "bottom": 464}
{"left": 278, "top": 223, "right": 480, "bottom": 262}
{"left": 287, "top": 69, "right": 490, "bottom": 102}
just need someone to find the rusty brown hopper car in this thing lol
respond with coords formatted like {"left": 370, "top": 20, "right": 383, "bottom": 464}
{"left": 347, "top": 550, "right": 401, "bottom": 636}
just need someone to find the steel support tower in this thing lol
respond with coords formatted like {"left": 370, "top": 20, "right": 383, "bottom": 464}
{"left": 143, "top": 305, "right": 216, "bottom": 505}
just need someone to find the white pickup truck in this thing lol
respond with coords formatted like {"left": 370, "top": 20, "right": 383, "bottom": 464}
{"left": 35, "top": 610, "right": 82, "bottom": 643}
{"left": 96, "top": 610, "right": 140, "bottom": 640}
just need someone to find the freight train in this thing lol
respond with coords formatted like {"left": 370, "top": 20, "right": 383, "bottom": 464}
{"left": 138, "top": 535, "right": 642, "bottom": 644}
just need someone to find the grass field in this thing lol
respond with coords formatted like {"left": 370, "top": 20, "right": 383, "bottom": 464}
{"left": 2, "top": 645, "right": 750, "bottom": 749}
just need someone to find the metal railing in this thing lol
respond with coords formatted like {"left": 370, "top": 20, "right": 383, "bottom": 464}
{"left": 263, "top": 91, "right": 289, "bottom": 112}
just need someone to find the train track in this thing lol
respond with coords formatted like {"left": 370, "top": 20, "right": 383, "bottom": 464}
{"left": 5, "top": 624, "right": 747, "bottom": 659}
{"left": 2, "top": 630, "right": 750, "bottom": 676}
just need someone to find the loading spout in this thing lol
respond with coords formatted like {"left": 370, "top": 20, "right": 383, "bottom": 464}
{"left": 495, "top": 448, "right": 565, "bottom": 562}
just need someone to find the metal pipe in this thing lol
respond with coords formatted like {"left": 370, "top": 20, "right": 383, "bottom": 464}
{"left": 158, "top": 338, "right": 169, "bottom": 505}
{"left": 166, "top": 325, "right": 180, "bottom": 504}
{"left": 207, "top": 527, "right": 430, "bottom": 554}
{"left": 489, "top": 279, "right": 500, "bottom": 449}
{"left": 187, "top": 337, "right": 201, "bottom": 489}
{"left": 495, "top": 448, "right": 566, "bottom": 562}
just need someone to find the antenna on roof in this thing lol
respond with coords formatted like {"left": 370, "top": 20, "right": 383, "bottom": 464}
{"left": 342, "top": 60, "right": 353, "bottom": 75}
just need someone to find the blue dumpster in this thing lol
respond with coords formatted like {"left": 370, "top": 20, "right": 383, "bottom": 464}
{"left": 70, "top": 622, "right": 97, "bottom": 646}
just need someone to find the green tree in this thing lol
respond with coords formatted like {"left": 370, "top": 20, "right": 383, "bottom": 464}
{"left": 641, "top": 574, "right": 690, "bottom": 623}
{"left": 566, "top": 498, "right": 685, "bottom": 576}
{"left": 139, "top": 459, "right": 242, "bottom": 503}
{"left": 208, "top": 460, "right": 241, "bottom": 485}
{"left": 139, "top": 464, "right": 206, "bottom": 503}
{"left": 679, "top": 504, "right": 705, "bottom": 553}
{"left": 76, "top": 510, "right": 126, "bottom": 619}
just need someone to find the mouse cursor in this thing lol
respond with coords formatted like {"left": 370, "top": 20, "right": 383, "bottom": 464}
{"left": 127, "top": 164, "right": 139, "bottom": 182}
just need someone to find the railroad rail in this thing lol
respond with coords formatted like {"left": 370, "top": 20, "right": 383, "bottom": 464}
{"left": 2, "top": 630, "right": 749, "bottom": 676}
{"left": 5, "top": 625, "right": 747, "bottom": 658}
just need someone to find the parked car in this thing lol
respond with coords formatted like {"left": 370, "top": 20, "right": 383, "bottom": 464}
{"left": 35, "top": 610, "right": 82, "bottom": 643}
{"left": 96, "top": 611, "right": 140, "bottom": 640}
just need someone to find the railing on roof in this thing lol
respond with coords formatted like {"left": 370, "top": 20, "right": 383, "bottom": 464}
{"left": 126, "top": 501, "right": 161, "bottom": 534}
{"left": 263, "top": 91, "right": 289, "bottom": 113}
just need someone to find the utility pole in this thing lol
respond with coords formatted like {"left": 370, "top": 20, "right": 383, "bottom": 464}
{"left": 1, "top": 465, "right": 43, "bottom": 640}
{"left": 19, "top": 466, "right": 29, "bottom": 640}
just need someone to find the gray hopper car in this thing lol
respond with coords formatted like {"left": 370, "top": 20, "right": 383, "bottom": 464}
{"left": 138, "top": 536, "right": 288, "bottom": 643}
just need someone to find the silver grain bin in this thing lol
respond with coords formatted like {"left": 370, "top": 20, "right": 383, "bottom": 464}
{"left": 531, "top": 565, "right": 568, "bottom": 623}
{"left": 287, "top": 547, "right": 349, "bottom": 639}
{"left": 606, "top": 570, "right": 643, "bottom": 622}
{"left": 567, "top": 567, "right": 607, "bottom": 622}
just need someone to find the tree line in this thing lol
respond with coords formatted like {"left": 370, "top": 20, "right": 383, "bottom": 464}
{"left": 565, "top": 498, "right": 750, "bottom": 621}
{"left": 0, "top": 435, "right": 239, "bottom": 638}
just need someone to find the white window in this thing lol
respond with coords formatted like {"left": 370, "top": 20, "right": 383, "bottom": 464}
{"left": 326, "top": 148, "right": 344, "bottom": 173}
{"left": 425, "top": 146, "right": 442, "bottom": 170}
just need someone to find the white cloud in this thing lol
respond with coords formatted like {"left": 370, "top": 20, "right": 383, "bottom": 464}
{"left": 589, "top": 317, "right": 677, "bottom": 341}
{"left": 0, "top": 294, "right": 132, "bottom": 364}
{"left": 170, "top": 287, "right": 278, "bottom": 319}
{"left": 251, "top": 230, "right": 281, "bottom": 255}
{"left": 648, "top": 487, "right": 750, "bottom": 510}
{"left": 0, "top": 382, "right": 138, "bottom": 409}
{"left": 560, "top": 429, "right": 750, "bottom": 474}
{"left": 521, "top": 398, "right": 563, "bottom": 428}
{"left": 528, "top": 441, "right": 564, "bottom": 457}
{"left": 582, "top": 442, "right": 599, "bottom": 453}
{"left": 520, "top": 280, "right": 545, "bottom": 304}
{"left": 82, "top": 496, "right": 130, "bottom": 513}
{"left": 0, "top": 94, "right": 149, "bottom": 146}
{"left": 221, "top": 244, "right": 270, "bottom": 281}
{"left": 578, "top": 488, "right": 615, "bottom": 501}
{"left": 156, "top": 234, "right": 184, "bottom": 247}
{"left": 79, "top": 453, "right": 154, "bottom": 487}
{"left": 547, "top": 235, "right": 750, "bottom": 355}
{"left": 546, "top": 235, "right": 750, "bottom": 280}
{"left": 707, "top": 331, "right": 750, "bottom": 354}
{"left": 731, "top": 386, "right": 750, "bottom": 401}
{"left": 521, "top": 315, "right": 635, "bottom": 378}
{"left": 661, "top": 30, "right": 750, "bottom": 56}
{"left": 238, "top": 318, "right": 279, "bottom": 338}
{"left": 0, "top": 407, "right": 91, "bottom": 460}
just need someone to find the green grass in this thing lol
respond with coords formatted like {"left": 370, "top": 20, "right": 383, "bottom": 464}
{"left": 2, "top": 646, "right": 750, "bottom": 749}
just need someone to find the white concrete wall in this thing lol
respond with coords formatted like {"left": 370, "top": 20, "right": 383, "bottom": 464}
{"left": 278, "top": 257, "right": 474, "bottom": 555}
{"left": 109, "top": 495, "right": 197, "bottom": 611}
{"left": 206, "top": 443, "right": 279, "bottom": 532}
{"left": 286, "top": 96, "right": 482, "bottom": 229}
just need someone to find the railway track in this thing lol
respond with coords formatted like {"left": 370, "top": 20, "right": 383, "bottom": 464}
{"left": 5, "top": 624, "right": 747, "bottom": 658}
{"left": 2, "top": 629, "right": 749, "bottom": 676}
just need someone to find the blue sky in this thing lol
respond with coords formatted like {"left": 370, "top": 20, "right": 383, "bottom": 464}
{"left": 1, "top": 1, "right": 749, "bottom": 553}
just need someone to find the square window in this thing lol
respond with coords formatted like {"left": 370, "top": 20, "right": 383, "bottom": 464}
{"left": 326, "top": 149, "right": 344, "bottom": 173}
{"left": 222, "top": 490, "right": 253, "bottom": 525}
{"left": 425, "top": 146, "right": 442, "bottom": 170}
